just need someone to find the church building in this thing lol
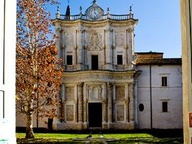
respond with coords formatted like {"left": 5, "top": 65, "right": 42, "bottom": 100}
{"left": 52, "top": 0, "right": 140, "bottom": 130}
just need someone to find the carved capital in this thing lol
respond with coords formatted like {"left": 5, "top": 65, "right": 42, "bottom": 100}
{"left": 77, "top": 82, "right": 84, "bottom": 87}
{"left": 104, "top": 29, "right": 113, "bottom": 33}
{"left": 77, "top": 29, "right": 85, "bottom": 33}
{"left": 127, "top": 28, "right": 134, "bottom": 33}
{"left": 107, "top": 82, "right": 113, "bottom": 88}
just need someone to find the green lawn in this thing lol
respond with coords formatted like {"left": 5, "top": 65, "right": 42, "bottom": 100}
{"left": 16, "top": 130, "right": 183, "bottom": 144}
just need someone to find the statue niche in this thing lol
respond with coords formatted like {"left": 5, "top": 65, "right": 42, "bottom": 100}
{"left": 88, "top": 85, "right": 102, "bottom": 100}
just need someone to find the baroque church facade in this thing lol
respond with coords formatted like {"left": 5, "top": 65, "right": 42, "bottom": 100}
{"left": 52, "top": 1, "right": 140, "bottom": 130}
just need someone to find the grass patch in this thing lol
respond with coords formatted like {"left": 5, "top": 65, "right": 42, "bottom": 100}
{"left": 16, "top": 131, "right": 183, "bottom": 144}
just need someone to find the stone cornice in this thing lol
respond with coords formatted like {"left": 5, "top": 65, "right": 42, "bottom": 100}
{"left": 62, "top": 70, "right": 136, "bottom": 83}
{"left": 52, "top": 18, "right": 138, "bottom": 28}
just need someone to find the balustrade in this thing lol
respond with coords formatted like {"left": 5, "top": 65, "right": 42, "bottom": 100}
{"left": 57, "top": 13, "right": 133, "bottom": 21}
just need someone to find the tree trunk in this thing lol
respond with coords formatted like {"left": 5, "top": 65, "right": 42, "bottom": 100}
{"left": 25, "top": 112, "right": 34, "bottom": 138}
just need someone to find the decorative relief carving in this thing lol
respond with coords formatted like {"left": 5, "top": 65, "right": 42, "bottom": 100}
{"left": 117, "top": 105, "right": 124, "bottom": 121}
{"left": 115, "top": 33, "right": 125, "bottom": 46}
{"left": 116, "top": 86, "right": 125, "bottom": 101}
{"left": 65, "top": 86, "right": 74, "bottom": 101}
{"left": 87, "top": 84, "right": 102, "bottom": 100}
{"left": 66, "top": 105, "right": 74, "bottom": 121}
{"left": 86, "top": 30, "right": 103, "bottom": 51}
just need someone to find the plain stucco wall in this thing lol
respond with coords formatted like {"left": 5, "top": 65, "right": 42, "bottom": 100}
{"left": 137, "top": 64, "right": 182, "bottom": 129}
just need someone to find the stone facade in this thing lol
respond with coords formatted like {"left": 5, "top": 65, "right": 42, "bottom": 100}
{"left": 51, "top": 1, "right": 139, "bottom": 130}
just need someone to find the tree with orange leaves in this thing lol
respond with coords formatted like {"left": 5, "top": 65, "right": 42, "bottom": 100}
{"left": 16, "top": 0, "right": 62, "bottom": 138}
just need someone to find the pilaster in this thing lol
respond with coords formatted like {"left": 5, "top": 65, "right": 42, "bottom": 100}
{"left": 104, "top": 29, "right": 113, "bottom": 70}
{"left": 127, "top": 28, "right": 134, "bottom": 69}
{"left": 107, "top": 82, "right": 113, "bottom": 124}
{"left": 60, "top": 84, "right": 65, "bottom": 122}
{"left": 83, "top": 100, "right": 87, "bottom": 122}
{"left": 82, "top": 83, "right": 88, "bottom": 129}
{"left": 77, "top": 82, "right": 84, "bottom": 123}
{"left": 129, "top": 83, "right": 135, "bottom": 124}
{"left": 76, "top": 29, "right": 84, "bottom": 70}
{"left": 112, "top": 83, "right": 116, "bottom": 122}
{"left": 56, "top": 26, "right": 63, "bottom": 61}
{"left": 102, "top": 99, "right": 107, "bottom": 127}
{"left": 125, "top": 83, "right": 130, "bottom": 122}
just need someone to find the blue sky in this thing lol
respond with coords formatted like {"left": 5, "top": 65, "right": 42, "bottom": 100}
{"left": 48, "top": 0, "right": 181, "bottom": 58}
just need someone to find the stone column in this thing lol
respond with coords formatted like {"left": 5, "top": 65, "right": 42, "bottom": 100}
{"left": 74, "top": 85, "right": 78, "bottom": 122}
{"left": 125, "top": 30, "right": 129, "bottom": 69}
{"left": 60, "top": 84, "right": 65, "bottom": 122}
{"left": 77, "top": 82, "right": 83, "bottom": 123}
{"left": 82, "top": 84, "right": 87, "bottom": 129}
{"left": 129, "top": 83, "right": 135, "bottom": 123}
{"left": 112, "top": 84, "right": 116, "bottom": 122}
{"left": 107, "top": 83, "right": 113, "bottom": 124}
{"left": 55, "top": 25, "right": 63, "bottom": 60}
{"left": 125, "top": 83, "right": 129, "bottom": 122}
{"left": 127, "top": 28, "right": 134, "bottom": 69}
{"left": 134, "top": 78, "right": 138, "bottom": 127}
{"left": 102, "top": 99, "right": 107, "bottom": 124}
{"left": 76, "top": 29, "right": 83, "bottom": 70}
{"left": 105, "top": 29, "right": 113, "bottom": 70}
{"left": 83, "top": 99, "right": 87, "bottom": 123}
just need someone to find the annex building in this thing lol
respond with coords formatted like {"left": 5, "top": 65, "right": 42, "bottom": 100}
{"left": 16, "top": 0, "right": 183, "bottom": 130}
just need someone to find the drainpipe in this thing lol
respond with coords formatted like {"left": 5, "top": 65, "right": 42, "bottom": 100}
{"left": 149, "top": 65, "right": 153, "bottom": 129}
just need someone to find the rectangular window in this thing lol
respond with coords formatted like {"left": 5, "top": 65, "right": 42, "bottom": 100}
{"left": 162, "top": 77, "right": 167, "bottom": 86}
{"left": 117, "top": 55, "right": 123, "bottom": 65}
{"left": 91, "top": 55, "right": 98, "bottom": 70}
{"left": 162, "top": 101, "right": 168, "bottom": 112}
{"left": 67, "top": 55, "right": 72, "bottom": 65}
